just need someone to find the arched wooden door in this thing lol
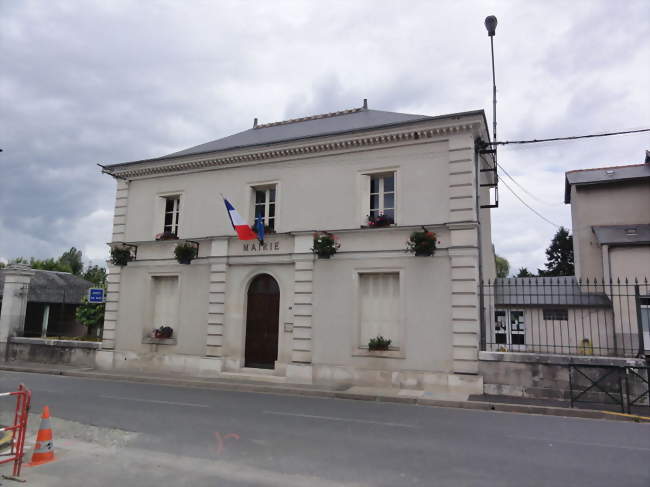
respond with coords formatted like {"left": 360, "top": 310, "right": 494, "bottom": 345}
{"left": 244, "top": 274, "right": 280, "bottom": 369}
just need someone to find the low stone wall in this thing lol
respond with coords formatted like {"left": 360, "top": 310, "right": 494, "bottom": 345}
{"left": 4, "top": 337, "right": 100, "bottom": 368}
{"left": 479, "top": 351, "right": 648, "bottom": 404}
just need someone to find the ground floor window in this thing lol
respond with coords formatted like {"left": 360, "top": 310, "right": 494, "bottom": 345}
{"left": 359, "top": 272, "right": 400, "bottom": 348}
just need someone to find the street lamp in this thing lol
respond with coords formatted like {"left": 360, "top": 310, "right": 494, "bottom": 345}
{"left": 485, "top": 15, "right": 498, "bottom": 147}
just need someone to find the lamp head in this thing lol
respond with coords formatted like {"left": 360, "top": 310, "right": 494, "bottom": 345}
{"left": 485, "top": 15, "right": 497, "bottom": 37}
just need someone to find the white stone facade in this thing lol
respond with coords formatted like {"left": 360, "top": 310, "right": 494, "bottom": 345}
{"left": 98, "top": 108, "right": 496, "bottom": 395}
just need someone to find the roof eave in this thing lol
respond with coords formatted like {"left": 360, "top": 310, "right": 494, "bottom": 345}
{"left": 102, "top": 109, "right": 488, "bottom": 172}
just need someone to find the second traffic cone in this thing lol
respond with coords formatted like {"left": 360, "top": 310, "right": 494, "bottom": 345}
{"left": 27, "top": 406, "right": 56, "bottom": 466}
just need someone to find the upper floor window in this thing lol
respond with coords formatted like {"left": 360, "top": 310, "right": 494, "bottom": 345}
{"left": 163, "top": 196, "right": 180, "bottom": 236}
{"left": 369, "top": 173, "right": 395, "bottom": 225}
{"left": 254, "top": 186, "right": 276, "bottom": 231}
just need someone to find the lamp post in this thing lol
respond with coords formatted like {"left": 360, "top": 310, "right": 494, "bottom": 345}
{"left": 485, "top": 15, "right": 498, "bottom": 148}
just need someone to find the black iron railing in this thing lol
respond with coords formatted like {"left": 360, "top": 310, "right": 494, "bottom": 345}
{"left": 480, "top": 277, "right": 649, "bottom": 358}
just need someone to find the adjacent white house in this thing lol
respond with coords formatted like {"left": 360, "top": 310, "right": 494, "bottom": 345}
{"left": 98, "top": 104, "right": 497, "bottom": 396}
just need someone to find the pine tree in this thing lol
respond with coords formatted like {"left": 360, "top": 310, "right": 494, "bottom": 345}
{"left": 538, "top": 227, "right": 574, "bottom": 276}
{"left": 516, "top": 267, "right": 535, "bottom": 277}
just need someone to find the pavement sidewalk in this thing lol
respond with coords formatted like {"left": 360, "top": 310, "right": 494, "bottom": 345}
{"left": 1, "top": 361, "right": 648, "bottom": 423}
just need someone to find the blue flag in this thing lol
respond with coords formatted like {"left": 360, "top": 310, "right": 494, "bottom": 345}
{"left": 255, "top": 216, "right": 265, "bottom": 245}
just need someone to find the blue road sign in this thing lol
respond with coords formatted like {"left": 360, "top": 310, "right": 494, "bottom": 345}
{"left": 88, "top": 288, "right": 105, "bottom": 303}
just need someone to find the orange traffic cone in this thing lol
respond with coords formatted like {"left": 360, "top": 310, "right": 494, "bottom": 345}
{"left": 27, "top": 406, "right": 56, "bottom": 466}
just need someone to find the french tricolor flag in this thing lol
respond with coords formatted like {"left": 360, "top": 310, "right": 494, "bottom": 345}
{"left": 224, "top": 198, "right": 258, "bottom": 240}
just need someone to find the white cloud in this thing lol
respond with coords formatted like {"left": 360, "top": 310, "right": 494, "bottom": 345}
{"left": 0, "top": 0, "right": 648, "bottom": 272}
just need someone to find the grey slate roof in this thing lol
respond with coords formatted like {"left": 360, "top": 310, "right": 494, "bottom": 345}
{"left": 0, "top": 269, "right": 94, "bottom": 304}
{"left": 493, "top": 277, "right": 611, "bottom": 307}
{"left": 564, "top": 163, "right": 650, "bottom": 203}
{"left": 592, "top": 224, "right": 650, "bottom": 246}
{"left": 104, "top": 107, "right": 486, "bottom": 169}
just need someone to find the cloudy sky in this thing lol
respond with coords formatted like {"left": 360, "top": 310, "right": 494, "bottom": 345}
{"left": 1, "top": 0, "right": 648, "bottom": 272}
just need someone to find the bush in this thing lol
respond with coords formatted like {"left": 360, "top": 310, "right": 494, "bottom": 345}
{"left": 368, "top": 335, "right": 392, "bottom": 351}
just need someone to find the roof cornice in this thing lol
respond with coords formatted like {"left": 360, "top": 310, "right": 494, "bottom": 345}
{"left": 104, "top": 119, "right": 482, "bottom": 179}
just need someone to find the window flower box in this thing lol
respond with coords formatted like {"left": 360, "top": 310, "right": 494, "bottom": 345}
{"left": 406, "top": 229, "right": 437, "bottom": 257}
{"left": 312, "top": 232, "right": 340, "bottom": 259}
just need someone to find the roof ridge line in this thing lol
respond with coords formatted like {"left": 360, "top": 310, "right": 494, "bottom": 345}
{"left": 255, "top": 106, "right": 365, "bottom": 129}
{"left": 566, "top": 163, "right": 646, "bottom": 174}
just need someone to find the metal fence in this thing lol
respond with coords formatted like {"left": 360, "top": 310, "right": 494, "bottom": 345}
{"left": 480, "top": 277, "right": 649, "bottom": 358}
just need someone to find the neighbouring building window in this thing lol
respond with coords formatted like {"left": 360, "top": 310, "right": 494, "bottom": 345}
{"left": 254, "top": 186, "right": 276, "bottom": 231}
{"left": 359, "top": 273, "right": 400, "bottom": 348}
{"left": 543, "top": 308, "right": 569, "bottom": 321}
{"left": 163, "top": 196, "right": 180, "bottom": 236}
{"left": 640, "top": 296, "right": 650, "bottom": 353}
{"left": 369, "top": 173, "right": 395, "bottom": 224}
{"left": 494, "top": 309, "right": 525, "bottom": 348}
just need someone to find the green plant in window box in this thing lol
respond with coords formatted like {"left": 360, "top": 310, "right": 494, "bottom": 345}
{"left": 368, "top": 335, "right": 392, "bottom": 351}
{"left": 110, "top": 246, "right": 133, "bottom": 266}
{"left": 311, "top": 232, "right": 340, "bottom": 259}
{"left": 406, "top": 228, "right": 437, "bottom": 257}
{"left": 174, "top": 241, "right": 198, "bottom": 264}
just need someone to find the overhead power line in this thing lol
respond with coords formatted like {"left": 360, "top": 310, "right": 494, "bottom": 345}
{"left": 496, "top": 162, "right": 558, "bottom": 206}
{"left": 498, "top": 177, "right": 564, "bottom": 229}
{"left": 487, "top": 128, "right": 650, "bottom": 146}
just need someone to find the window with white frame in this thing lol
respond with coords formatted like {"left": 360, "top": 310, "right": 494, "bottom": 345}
{"left": 359, "top": 273, "right": 400, "bottom": 348}
{"left": 253, "top": 186, "right": 276, "bottom": 231}
{"left": 369, "top": 173, "right": 395, "bottom": 224}
{"left": 163, "top": 196, "right": 180, "bottom": 236}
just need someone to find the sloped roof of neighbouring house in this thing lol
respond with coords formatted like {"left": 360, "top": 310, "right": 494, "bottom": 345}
{"left": 104, "top": 106, "right": 487, "bottom": 169}
{"left": 0, "top": 269, "right": 94, "bottom": 304}
{"left": 492, "top": 277, "right": 611, "bottom": 307}
{"left": 564, "top": 162, "right": 650, "bottom": 203}
{"left": 593, "top": 224, "right": 650, "bottom": 246}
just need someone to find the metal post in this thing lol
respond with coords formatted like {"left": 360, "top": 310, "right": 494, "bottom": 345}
{"left": 634, "top": 284, "right": 645, "bottom": 357}
{"left": 41, "top": 304, "right": 50, "bottom": 339}
{"left": 490, "top": 36, "right": 497, "bottom": 149}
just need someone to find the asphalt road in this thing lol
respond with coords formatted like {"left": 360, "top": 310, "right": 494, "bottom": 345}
{"left": 0, "top": 371, "right": 648, "bottom": 487}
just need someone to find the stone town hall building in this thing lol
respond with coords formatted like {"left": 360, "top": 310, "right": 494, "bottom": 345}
{"left": 99, "top": 104, "right": 497, "bottom": 397}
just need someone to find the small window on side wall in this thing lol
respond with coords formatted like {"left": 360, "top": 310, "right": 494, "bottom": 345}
{"left": 253, "top": 186, "right": 276, "bottom": 232}
{"left": 163, "top": 196, "right": 180, "bottom": 236}
{"left": 543, "top": 308, "right": 568, "bottom": 321}
{"left": 368, "top": 173, "right": 395, "bottom": 226}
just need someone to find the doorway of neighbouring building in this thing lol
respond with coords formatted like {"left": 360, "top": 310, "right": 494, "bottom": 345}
{"left": 244, "top": 274, "right": 280, "bottom": 369}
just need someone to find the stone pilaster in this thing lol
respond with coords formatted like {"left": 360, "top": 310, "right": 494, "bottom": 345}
{"left": 102, "top": 264, "right": 121, "bottom": 349}
{"left": 447, "top": 134, "right": 480, "bottom": 374}
{"left": 205, "top": 239, "right": 228, "bottom": 357}
{"left": 206, "top": 263, "right": 227, "bottom": 357}
{"left": 0, "top": 264, "right": 34, "bottom": 343}
{"left": 291, "top": 259, "right": 314, "bottom": 364}
{"left": 112, "top": 180, "right": 129, "bottom": 242}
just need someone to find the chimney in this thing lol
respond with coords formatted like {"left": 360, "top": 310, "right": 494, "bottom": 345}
{"left": 645, "top": 149, "right": 649, "bottom": 164}
{"left": 253, "top": 118, "right": 258, "bottom": 129}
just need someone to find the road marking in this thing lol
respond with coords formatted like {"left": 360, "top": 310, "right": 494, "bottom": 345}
{"left": 263, "top": 410, "right": 415, "bottom": 428}
{"left": 507, "top": 435, "right": 650, "bottom": 452}
{"left": 99, "top": 394, "right": 209, "bottom": 408}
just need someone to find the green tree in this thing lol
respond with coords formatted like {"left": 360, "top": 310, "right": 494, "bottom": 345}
{"left": 59, "top": 247, "right": 83, "bottom": 275}
{"left": 516, "top": 267, "right": 535, "bottom": 277}
{"left": 0, "top": 261, "right": 5, "bottom": 269}
{"left": 12, "top": 257, "right": 72, "bottom": 273}
{"left": 495, "top": 255, "right": 510, "bottom": 278}
{"left": 538, "top": 227, "right": 574, "bottom": 276}
{"left": 75, "top": 297, "right": 104, "bottom": 337}
{"left": 82, "top": 265, "right": 107, "bottom": 286}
